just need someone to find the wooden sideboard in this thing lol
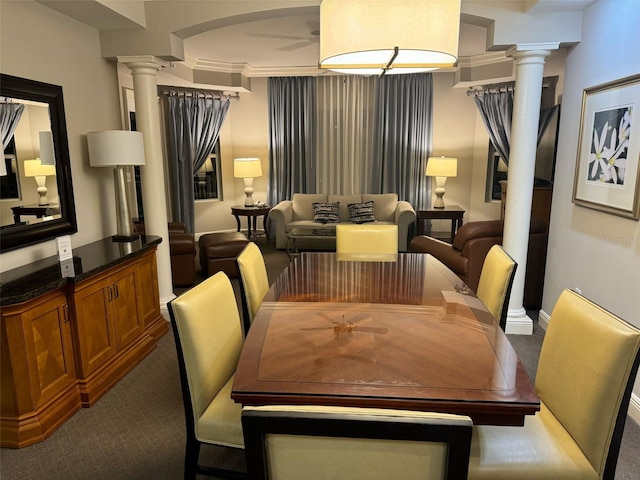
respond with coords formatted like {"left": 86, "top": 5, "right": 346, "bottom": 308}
{"left": 1, "top": 236, "right": 167, "bottom": 448}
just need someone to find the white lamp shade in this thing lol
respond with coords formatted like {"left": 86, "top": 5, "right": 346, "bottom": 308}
{"left": 426, "top": 157, "right": 458, "bottom": 177}
{"left": 39, "top": 131, "right": 56, "bottom": 165}
{"left": 234, "top": 158, "right": 262, "bottom": 178}
{"left": 87, "top": 130, "right": 146, "bottom": 167}
{"left": 320, "top": 0, "right": 460, "bottom": 75}
{"left": 24, "top": 159, "right": 56, "bottom": 177}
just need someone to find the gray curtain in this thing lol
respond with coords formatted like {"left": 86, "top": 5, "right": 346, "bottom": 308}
{"left": 474, "top": 91, "right": 560, "bottom": 165}
{"left": 165, "top": 90, "right": 230, "bottom": 233}
{"left": 1, "top": 102, "right": 25, "bottom": 149}
{"left": 267, "top": 77, "right": 316, "bottom": 206}
{"left": 373, "top": 73, "right": 433, "bottom": 209}
{"left": 474, "top": 92, "right": 513, "bottom": 164}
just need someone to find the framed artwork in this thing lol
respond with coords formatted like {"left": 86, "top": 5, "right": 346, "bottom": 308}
{"left": 572, "top": 74, "right": 640, "bottom": 219}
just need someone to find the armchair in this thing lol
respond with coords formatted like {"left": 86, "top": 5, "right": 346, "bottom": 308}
{"left": 408, "top": 219, "right": 548, "bottom": 308}
{"left": 133, "top": 220, "right": 197, "bottom": 287}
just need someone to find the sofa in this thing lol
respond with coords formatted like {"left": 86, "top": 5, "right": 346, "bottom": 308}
{"left": 133, "top": 221, "right": 197, "bottom": 287}
{"left": 268, "top": 193, "right": 416, "bottom": 251}
{"left": 408, "top": 219, "right": 548, "bottom": 308}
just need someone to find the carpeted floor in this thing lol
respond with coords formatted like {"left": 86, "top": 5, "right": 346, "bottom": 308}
{"left": 1, "top": 237, "right": 638, "bottom": 479}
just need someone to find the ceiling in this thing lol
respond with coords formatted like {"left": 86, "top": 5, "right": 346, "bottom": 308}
{"left": 182, "top": 12, "right": 491, "bottom": 71}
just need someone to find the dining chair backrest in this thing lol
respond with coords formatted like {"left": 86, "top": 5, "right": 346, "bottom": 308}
{"left": 242, "top": 405, "right": 472, "bottom": 480}
{"left": 168, "top": 271, "right": 245, "bottom": 478}
{"left": 475, "top": 244, "right": 517, "bottom": 330}
{"left": 336, "top": 224, "right": 398, "bottom": 262}
{"left": 236, "top": 242, "right": 270, "bottom": 335}
{"left": 535, "top": 289, "right": 640, "bottom": 478}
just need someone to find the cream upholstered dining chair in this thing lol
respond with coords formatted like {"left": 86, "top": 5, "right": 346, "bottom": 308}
{"left": 242, "top": 405, "right": 472, "bottom": 480}
{"left": 474, "top": 244, "right": 517, "bottom": 330}
{"left": 468, "top": 289, "right": 640, "bottom": 480}
{"left": 236, "top": 242, "right": 270, "bottom": 336}
{"left": 336, "top": 224, "right": 398, "bottom": 262}
{"left": 168, "top": 271, "right": 246, "bottom": 479}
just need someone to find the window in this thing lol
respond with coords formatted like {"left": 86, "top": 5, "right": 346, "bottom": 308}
{"left": 194, "top": 141, "right": 222, "bottom": 201}
{"left": 485, "top": 143, "right": 507, "bottom": 202}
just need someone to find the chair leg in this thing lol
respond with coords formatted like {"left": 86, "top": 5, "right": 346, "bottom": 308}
{"left": 184, "top": 438, "right": 201, "bottom": 480}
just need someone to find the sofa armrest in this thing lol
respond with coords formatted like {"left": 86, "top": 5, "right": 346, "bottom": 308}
{"left": 169, "top": 232, "right": 196, "bottom": 256}
{"left": 409, "top": 236, "right": 469, "bottom": 282}
{"left": 394, "top": 201, "right": 416, "bottom": 251}
{"left": 269, "top": 201, "right": 293, "bottom": 249}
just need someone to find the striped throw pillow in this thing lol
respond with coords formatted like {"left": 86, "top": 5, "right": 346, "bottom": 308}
{"left": 348, "top": 201, "right": 376, "bottom": 224}
{"left": 313, "top": 202, "right": 340, "bottom": 224}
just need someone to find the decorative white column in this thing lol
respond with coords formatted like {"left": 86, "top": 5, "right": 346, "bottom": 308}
{"left": 503, "top": 44, "right": 558, "bottom": 334}
{"left": 119, "top": 56, "right": 175, "bottom": 318}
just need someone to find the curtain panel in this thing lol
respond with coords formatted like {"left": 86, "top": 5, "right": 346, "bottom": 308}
{"left": 164, "top": 90, "right": 230, "bottom": 233}
{"left": 268, "top": 73, "right": 433, "bottom": 209}
{"left": 267, "top": 77, "right": 317, "bottom": 207}
{"left": 373, "top": 73, "right": 433, "bottom": 209}
{"left": 473, "top": 90, "right": 559, "bottom": 165}
{"left": 316, "top": 75, "right": 377, "bottom": 194}
{"left": 1, "top": 102, "right": 25, "bottom": 149}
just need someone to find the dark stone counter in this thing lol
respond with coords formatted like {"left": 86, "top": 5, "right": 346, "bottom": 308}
{"left": 0, "top": 235, "right": 162, "bottom": 306}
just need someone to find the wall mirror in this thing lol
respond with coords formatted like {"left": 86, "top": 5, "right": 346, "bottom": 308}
{"left": 1, "top": 74, "right": 77, "bottom": 253}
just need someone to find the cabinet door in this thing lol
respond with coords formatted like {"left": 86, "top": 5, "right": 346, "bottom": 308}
{"left": 136, "top": 250, "right": 161, "bottom": 329}
{"left": 72, "top": 277, "right": 117, "bottom": 377}
{"left": 21, "top": 292, "right": 77, "bottom": 409}
{"left": 111, "top": 264, "right": 144, "bottom": 350}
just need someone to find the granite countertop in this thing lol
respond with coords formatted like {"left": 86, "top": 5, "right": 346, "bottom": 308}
{"left": 0, "top": 235, "right": 162, "bottom": 306}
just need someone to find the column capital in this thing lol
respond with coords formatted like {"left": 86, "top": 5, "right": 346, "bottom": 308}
{"left": 117, "top": 55, "right": 169, "bottom": 72}
{"left": 507, "top": 43, "right": 559, "bottom": 60}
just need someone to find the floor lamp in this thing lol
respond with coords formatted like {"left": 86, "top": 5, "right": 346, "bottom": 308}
{"left": 87, "top": 130, "right": 146, "bottom": 241}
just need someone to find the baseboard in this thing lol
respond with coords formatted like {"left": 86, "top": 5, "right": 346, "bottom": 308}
{"left": 537, "top": 309, "right": 550, "bottom": 330}
{"left": 536, "top": 309, "right": 640, "bottom": 424}
{"left": 629, "top": 393, "right": 640, "bottom": 425}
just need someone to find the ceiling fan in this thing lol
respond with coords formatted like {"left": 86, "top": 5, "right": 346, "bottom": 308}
{"left": 247, "top": 20, "right": 319, "bottom": 51}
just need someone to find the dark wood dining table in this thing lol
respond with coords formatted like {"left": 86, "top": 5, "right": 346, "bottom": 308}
{"left": 231, "top": 252, "right": 539, "bottom": 426}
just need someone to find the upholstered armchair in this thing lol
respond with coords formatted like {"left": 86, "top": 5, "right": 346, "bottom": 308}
{"left": 409, "top": 219, "right": 548, "bottom": 308}
{"left": 134, "top": 221, "right": 197, "bottom": 287}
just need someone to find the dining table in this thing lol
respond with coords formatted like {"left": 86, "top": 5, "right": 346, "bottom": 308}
{"left": 231, "top": 252, "right": 540, "bottom": 426}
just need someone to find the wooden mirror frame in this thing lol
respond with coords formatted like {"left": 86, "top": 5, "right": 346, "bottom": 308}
{"left": 1, "top": 74, "right": 77, "bottom": 252}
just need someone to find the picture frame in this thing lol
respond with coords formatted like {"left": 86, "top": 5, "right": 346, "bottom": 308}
{"left": 572, "top": 74, "right": 640, "bottom": 219}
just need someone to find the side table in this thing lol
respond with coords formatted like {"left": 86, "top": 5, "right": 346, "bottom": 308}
{"left": 231, "top": 205, "right": 271, "bottom": 242}
{"left": 417, "top": 205, "right": 465, "bottom": 243}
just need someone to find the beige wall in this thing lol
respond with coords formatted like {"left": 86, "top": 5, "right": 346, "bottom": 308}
{"left": 542, "top": 0, "right": 640, "bottom": 414}
{"left": 1, "top": 1, "right": 123, "bottom": 271}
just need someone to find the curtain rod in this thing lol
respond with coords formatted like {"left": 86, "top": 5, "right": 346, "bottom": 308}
{"left": 466, "top": 85, "right": 514, "bottom": 96}
{"left": 158, "top": 86, "right": 240, "bottom": 101}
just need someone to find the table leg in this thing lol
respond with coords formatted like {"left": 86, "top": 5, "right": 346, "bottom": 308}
{"left": 450, "top": 220, "right": 456, "bottom": 243}
{"left": 233, "top": 214, "right": 241, "bottom": 233}
{"left": 263, "top": 215, "right": 269, "bottom": 243}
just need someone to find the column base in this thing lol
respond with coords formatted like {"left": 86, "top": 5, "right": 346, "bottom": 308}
{"left": 505, "top": 307, "right": 534, "bottom": 335}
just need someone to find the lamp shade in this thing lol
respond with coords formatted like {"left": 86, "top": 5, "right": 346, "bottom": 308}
{"left": 87, "top": 130, "right": 145, "bottom": 167}
{"left": 234, "top": 158, "right": 262, "bottom": 178}
{"left": 24, "top": 159, "right": 56, "bottom": 177}
{"left": 426, "top": 157, "right": 457, "bottom": 177}
{"left": 39, "top": 131, "right": 56, "bottom": 165}
{"left": 320, "top": 0, "right": 460, "bottom": 75}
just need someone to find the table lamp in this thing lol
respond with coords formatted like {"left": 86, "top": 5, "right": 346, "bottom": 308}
{"left": 426, "top": 156, "right": 457, "bottom": 208}
{"left": 234, "top": 157, "right": 262, "bottom": 207}
{"left": 87, "top": 130, "right": 145, "bottom": 241}
{"left": 24, "top": 159, "right": 56, "bottom": 205}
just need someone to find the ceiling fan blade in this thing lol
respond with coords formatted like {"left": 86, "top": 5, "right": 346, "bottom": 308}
{"left": 246, "top": 32, "right": 306, "bottom": 41}
{"left": 277, "top": 41, "right": 313, "bottom": 51}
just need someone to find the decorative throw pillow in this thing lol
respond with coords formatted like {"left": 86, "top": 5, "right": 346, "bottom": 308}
{"left": 313, "top": 202, "right": 340, "bottom": 224}
{"left": 348, "top": 201, "right": 376, "bottom": 224}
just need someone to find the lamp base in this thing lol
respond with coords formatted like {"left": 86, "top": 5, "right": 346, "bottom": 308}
{"left": 244, "top": 183, "right": 255, "bottom": 207}
{"left": 433, "top": 177, "right": 447, "bottom": 209}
